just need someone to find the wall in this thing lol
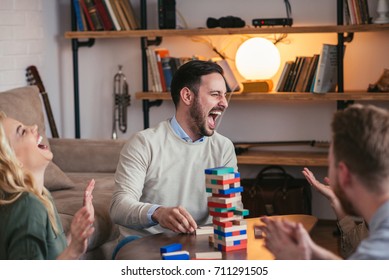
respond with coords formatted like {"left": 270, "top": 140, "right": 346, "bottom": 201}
{"left": 7, "top": 0, "right": 389, "bottom": 219}
{"left": 0, "top": 0, "right": 43, "bottom": 91}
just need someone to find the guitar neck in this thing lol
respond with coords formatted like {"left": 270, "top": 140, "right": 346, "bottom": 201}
{"left": 40, "top": 92, "right": 59, "bottom": 138}
{"left": 26, "top": 65, "right": 59, "bottom": 138}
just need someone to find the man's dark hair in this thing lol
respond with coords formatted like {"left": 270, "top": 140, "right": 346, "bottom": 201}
{"left": 170, "top": 60, "right": 224, "bottom": 107}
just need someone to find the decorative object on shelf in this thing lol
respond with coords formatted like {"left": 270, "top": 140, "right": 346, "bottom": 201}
{"left": 373, "top": 0, "right": 389, "bottom": 24}
{"left": 112, "top": 65, "right": 131, "bottom": 140}
{"left": 367, "top": 68, "right": 389, "bottom": 92}
{"left": 206, "top": 16, "right": 246, "bottom": 28}
{"left": 235, "top": 37, "right": 281, "bottom": 93}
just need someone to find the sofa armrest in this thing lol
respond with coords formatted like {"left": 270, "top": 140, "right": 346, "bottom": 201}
{"left": 49, "top": 138, "right": 126, "bottom": 173}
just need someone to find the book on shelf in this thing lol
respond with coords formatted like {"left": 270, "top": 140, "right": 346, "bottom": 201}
{"left": 303, "top": 54, "right": 320, "bottom": 92}
{"left": 294, "top": 56, "right": 313, "bottom": 92}
{"left": 95, "top": 0, "right": 114, "bottom": 30}
{"left": 275, "top": 60, "right": 294, "bottom": 92}
{"left": 73, "top": 0, "right": 85, "bottom": 31}
{"left": 276, "top": 54, "right": 321, "bottom": 93}
{"left": 109, "top": 0, "right": 125, "bottom": 30}
{"left": 290, "top": 56, "right": 308, "bottom": 92}
{"left": 103, "top": 0, "right": 121, "bottom": 30}
{"left": 120, "top": 0, "right": 139, "bottom": 29}
{"left": 155, "top": 49, "right": 172, "bottom": 91}
{"left": 83, "top": 0, "right": 104, "bottom": 31}
{"left": 313, "top": 44, "right": 339, "bottom": 94}
{"left": 345, "top": 0, "right": 370, "bottom": 25}
{"left": 155, "top": 52, "right": 167, "bottom": 92}
{"left": 212, "top": 58, "right": 241, "bottom": 92}
{"left": 283, "top": 56, "right": 300, "bottom": 92}
{"left": 113, "top": 0, "right": 131, "bottom": 30}
{"left": 161, "top": 57, "right": 174, "bottom": 91}
{"left": 146, "top": 47, "right": 163, "bottom": 92}
{"left": 79, "top": 0, "right": 95, "bottom": 30}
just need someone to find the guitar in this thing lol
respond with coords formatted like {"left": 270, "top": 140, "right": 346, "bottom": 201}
{"left": 26, "top": 65, "right": 59, "bottom": 138}
{"left": 233, "top": 140, "right": 330, "bottom": 155}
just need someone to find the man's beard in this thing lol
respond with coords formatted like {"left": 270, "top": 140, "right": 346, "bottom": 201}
{"left": 189, "top": 98, "right": 214, "bottom": 137}
{"left": 333, "top": 178, "right": 359, "bottom": 217}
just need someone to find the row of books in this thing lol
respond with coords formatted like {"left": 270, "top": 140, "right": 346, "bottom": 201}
{"left": 146, "top": 48, "right": 241, "bottom": 93}
{"left": 276, "top": 44, "right": 339, "bottom": 94}
{"left": 344, "top": 0, "right": 371, "bottom": 25}
{"left": 72, "top": 0, "right": 139, "bottom": 31}
{"left": 146, "top": 48, "right": 183, "bottom": 92}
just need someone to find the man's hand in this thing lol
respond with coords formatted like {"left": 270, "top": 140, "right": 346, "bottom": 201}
{"left": 152, "top": 206, "right": 197, "bottom": 233}
{"left": 259, "top": 216, "right": 313, "bottom": 260}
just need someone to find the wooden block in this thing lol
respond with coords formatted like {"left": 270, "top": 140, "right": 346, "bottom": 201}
{"left": 214, "top": 229, "right": 247, "bottom": 237}
{"left": 209, "top": 211, "right": 234, "bottom": 218}
{"left": 213, "top": 215, "right": 243, "bottom": 222}
{"left": 205, "top": 173, "right": 235, "bottom": 180}
{"left": 233, "top": 219, "right": 247, "bottom": 225}
{"left": 212, "top": 219, "right": 233, "bottom": 228}
{"left": 207, "top": 195, "right": 241, "bottom": 204}
{"left": 160, "top": 243, "right": 182, "bottom": 254}
{"left": 254, "top": 225, "right": 264, "bottom": 239}
{"left": 208, "top": 206, "right": 236, "bottom": 213}
{"left": 206, "top": 181, "right": 240, "bottom": 190}
{"left": 215, "top": 234, "right": 248, "bottom": 242}
{"left": 208, "top": 201, "right": 232, "bottom": 208}
{"left": 214, "top": 238, "right": 247, "bottom": 247}
{"left": 233, "top": 209, "right": 249, "bottom": 216}
{"left": 204, "top": 166, "right": 234, "bottom": 175}
{"left": 213, "top": 193, "right": 240, "bottom": 198}
{"left": 214, "top": 224, "right": 247, "bottom": 233}
{"left": 211, "top": 177, "right": 240, "bottom": 185}
{"left": 217, "top": 242, "right": 247, "bottom": 252}
{"left": 208, "top": 234, "right": 214, "bottom": 244}
{"left": 195, "top": 226, "right": 214, "bottom": 235}
{"left": 162, "top": 250, "right": 190, "bottom": 260}
{"left": 219, "top": 186, "right": 243, "bottom": 195}
{"left": 194, "top": 251, "right": 222, "bottom": 260}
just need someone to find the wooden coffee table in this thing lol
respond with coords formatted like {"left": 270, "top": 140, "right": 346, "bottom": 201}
{"left": 115, "top": 215, "right": 318, "bottom": 260}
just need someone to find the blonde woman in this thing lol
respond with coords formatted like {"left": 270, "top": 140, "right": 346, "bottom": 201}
{"left": 0, "top": 112, "right": 95, "bottom": 259}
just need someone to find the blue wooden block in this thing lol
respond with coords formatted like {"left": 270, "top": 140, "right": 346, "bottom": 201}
{"left": 162, "top": 250, "right": 190, "bottom": 260}
{"left": 205, "top": 166, "right": 234, "bottom": 175}
{"left": 219, "top": 186, "right": 243, "bottom": 195}
{"left": 160, "top": 243, "right": 183, "bottom": 254}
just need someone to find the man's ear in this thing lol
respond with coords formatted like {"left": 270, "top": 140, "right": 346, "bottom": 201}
{"left": 338, "top": 161, "right": 352, "bottom": 189}
{"left": 180, "top": 87, "right": 193, "bottom": 106}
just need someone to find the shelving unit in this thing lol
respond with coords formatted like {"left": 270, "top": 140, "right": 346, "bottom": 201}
{"left": 66, "top": 0, "right": 389, "bottom": 166}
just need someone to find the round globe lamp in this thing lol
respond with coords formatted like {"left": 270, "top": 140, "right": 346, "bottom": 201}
{"left": 235, "top": 37, "right": 281, "bottom": 92}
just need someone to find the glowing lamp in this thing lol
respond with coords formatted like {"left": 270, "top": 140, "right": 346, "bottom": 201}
{"left": 235, "top": 37, "right": 281, "bottom": 92}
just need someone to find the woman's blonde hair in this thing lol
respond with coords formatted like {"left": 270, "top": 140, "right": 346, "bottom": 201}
{"left": 0, "top": 111, "right": 59, "bottom": 234}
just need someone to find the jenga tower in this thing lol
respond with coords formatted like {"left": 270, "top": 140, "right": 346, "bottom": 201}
{"left": 204, "top": 166, "right": 249, "bottom": 252}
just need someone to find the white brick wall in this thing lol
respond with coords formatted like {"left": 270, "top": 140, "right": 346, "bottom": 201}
{"left": 0, "top": 0, "right": 43, "bottom": 92}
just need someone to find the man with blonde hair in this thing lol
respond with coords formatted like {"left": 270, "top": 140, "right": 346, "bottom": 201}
{"left": 261, "top": 104, "right": 389, "bottom": 260}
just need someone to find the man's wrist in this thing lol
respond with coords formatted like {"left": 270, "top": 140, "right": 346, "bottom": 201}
{"left": 147, "top": 205, "right": 161, "bottom": 225}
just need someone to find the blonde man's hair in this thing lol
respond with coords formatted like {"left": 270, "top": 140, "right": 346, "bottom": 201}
{"left": 0, "top": 111, "right": 59, "bottom": 234}
{"left": 331, "top": 104, "right": 389, "bottom": 193}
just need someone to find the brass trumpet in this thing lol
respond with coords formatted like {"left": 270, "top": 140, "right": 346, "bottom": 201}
{"left": 112, "top": 65, "right": 131, "bottom": 139}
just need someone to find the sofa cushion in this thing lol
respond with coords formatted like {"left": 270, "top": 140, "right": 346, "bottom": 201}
{"left": 0, "top": 86, "right": 74, "bottom": 191}
{"left": 51, "top": 174, "right": 119, "bottom": 251}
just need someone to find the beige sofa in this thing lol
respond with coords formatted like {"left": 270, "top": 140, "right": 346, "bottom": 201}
{"left": 0, "top": 86, "right": 125, "bottom": 259}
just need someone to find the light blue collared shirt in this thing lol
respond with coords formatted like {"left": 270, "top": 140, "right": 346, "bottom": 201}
{"left": 146, "top": 115, "right": 205, "bottom": 225}
{"left": 170, "top": 115, "right": 205, "bottom": 143}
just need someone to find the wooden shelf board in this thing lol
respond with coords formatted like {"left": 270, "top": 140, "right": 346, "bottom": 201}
{"left": 65, "top": 24, "right": 389, "bottom": 39}
{"left": 135, "top": 91, "right": 389, "bottom": 101}
{"left": 237, "top": 150, "right": 328, "bottom": 166}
